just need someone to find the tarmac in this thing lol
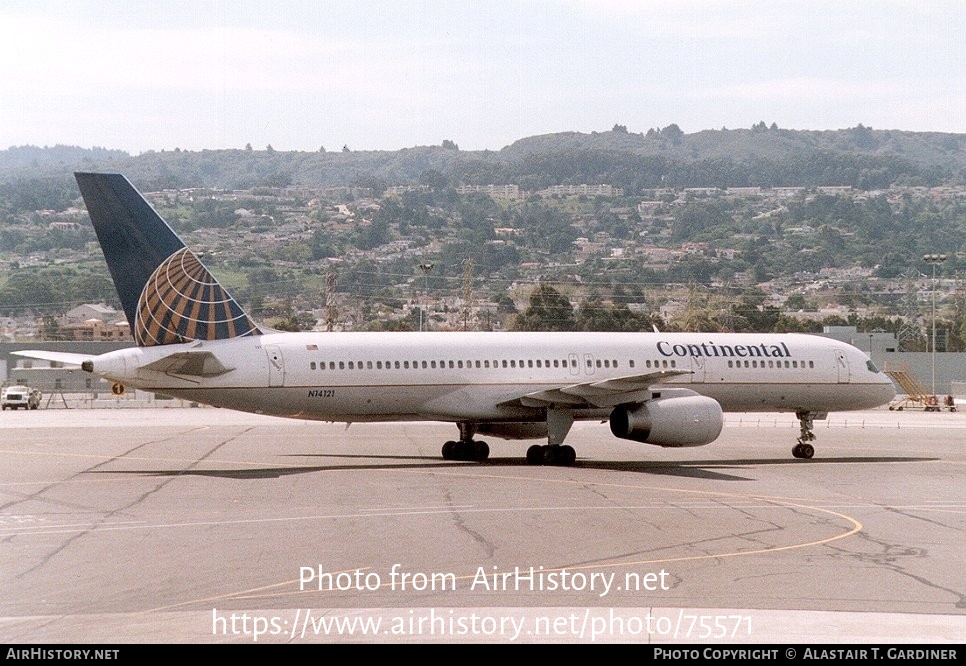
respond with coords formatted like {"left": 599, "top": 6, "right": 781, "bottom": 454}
{"left": 0, "top": 405, "right": 963, "bottom": 644}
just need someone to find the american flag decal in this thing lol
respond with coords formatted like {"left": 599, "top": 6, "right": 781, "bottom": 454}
{"left": 135, "top": 248, "right": 261, "bottom": 346}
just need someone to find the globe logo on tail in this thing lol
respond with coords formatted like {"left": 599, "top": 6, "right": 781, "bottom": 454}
{"left": 134, "top": 248, "right": 260, "bottom": 346}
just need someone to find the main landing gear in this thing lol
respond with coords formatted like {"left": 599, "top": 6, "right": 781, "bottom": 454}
{"left": 525, "top": 408, "right": 577, "bottom": 466}
{"left": 793, "top": 410, "right": 816, "bottom": 459}
{"left": 526, "top": 444, "right": 576, "bottom": 466}
{"left": 441, "top": 423, "right": 490, "bottom": 462}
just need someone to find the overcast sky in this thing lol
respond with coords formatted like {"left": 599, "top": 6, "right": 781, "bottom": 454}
{"left": 2, "top": 0, "right": 963, "bottom": 154}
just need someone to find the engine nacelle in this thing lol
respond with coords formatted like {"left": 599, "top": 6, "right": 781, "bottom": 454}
{"left": 476, "top": 422, "right": 548, "bottom": 441}
{"left": 609, "top": 395, "right": 723, "bottom": 447}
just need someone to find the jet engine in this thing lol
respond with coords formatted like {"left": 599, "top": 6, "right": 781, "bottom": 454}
{"left": 609, "top": 394, "right": 723, "bottom": 447}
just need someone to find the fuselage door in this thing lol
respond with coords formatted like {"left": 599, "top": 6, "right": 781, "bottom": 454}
{"left": 834, "top": 349, "right": 850, "bottom": 384}
{"left": 265, "top": 344, "right": 286, "bottom": 387}
{"left": 568, "top": 353, "right": 580, "bottom": 376}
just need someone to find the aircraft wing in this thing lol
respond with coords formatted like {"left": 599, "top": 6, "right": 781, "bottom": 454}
{"left": 11, "top": 350, "right": 93, "bottom": 366}
{"left": 507, "top": 369, "right": 692, "bottom": 409}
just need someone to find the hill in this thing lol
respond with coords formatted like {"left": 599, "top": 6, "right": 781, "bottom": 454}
{"left": 1, "top": 126, "right": 963, "bottom": 195}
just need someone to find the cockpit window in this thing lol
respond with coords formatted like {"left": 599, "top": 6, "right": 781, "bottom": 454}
{"left": 867, "top": 360, "right": 881, "bottom": 373}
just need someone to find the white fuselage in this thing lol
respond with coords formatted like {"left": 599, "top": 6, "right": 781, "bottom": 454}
{"left": 87, "top": 331, "right": 896, "bottom": 425}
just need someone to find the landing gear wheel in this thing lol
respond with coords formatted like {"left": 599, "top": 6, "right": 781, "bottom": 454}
{"left": 792, "top": 443, "right": 815, "bottom": 459}
{"left": 443, "top": 440, "right": 456, "bottom": 460}
{"left": 473, "top": 440, "right": 490, "bottom": 461}
{"left": 525, "top": 444, "right": 576, "bottom": 466}
{"left": 442, "top": 439, "right": 489, "bottom": 462}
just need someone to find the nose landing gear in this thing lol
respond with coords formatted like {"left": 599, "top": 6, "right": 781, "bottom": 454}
{"left": 793, "top": 410, "right": 816, "bottom": 459}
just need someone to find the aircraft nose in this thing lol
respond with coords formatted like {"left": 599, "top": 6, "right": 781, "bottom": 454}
{"left": 878, "top": 378, "right": 898, "bottom": 404}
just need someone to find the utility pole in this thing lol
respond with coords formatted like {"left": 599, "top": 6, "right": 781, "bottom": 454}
{"left": 923, "top": 254, "right": 947, "bottom": 397}
{"left": 419, "top": 262, "right": 434, "bottom": 331}
{"left": 325, "top": 267, "right": 337, "bottom": 332}
{"left": 462, "top": 258, "right": 474, "bottom": 331}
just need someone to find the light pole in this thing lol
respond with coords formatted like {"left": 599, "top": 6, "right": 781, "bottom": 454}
{"left": 419, "top": 262, "right": 434, "bottom": 331}
{"left": 923, "top": 254, "right": 947, "bottom": 398}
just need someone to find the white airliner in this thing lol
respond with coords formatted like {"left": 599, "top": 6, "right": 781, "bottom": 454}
{"left": 16, "top": 173, "right": 896, "bottom": 465}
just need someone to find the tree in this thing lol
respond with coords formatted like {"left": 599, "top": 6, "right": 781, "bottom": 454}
{"left": 419, "top": 169, "right": 450, "bottom": 190}
{"left": 661, "top": 123, "right": 684, "bottom": 144}
{"left": 512, "top": 284, "right": 576, "bottom": 331}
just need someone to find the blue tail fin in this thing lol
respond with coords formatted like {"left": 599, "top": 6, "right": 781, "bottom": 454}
{"left": 75, "top": 173, "right": 261, "bottom": 346}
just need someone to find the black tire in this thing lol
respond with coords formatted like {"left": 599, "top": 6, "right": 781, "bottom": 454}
{"left": 441, "top": 440, "right": 457, "bottom": 460}
{"left": 474, "top": 440, "right": 489, "bottom": 461}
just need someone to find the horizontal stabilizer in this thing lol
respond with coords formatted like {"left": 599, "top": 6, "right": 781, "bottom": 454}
{"left": 142, "top": 351, "right": 233, "bottom": 377}
{"left": 11, "top": 350, "right": 94, "bottom": 366}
